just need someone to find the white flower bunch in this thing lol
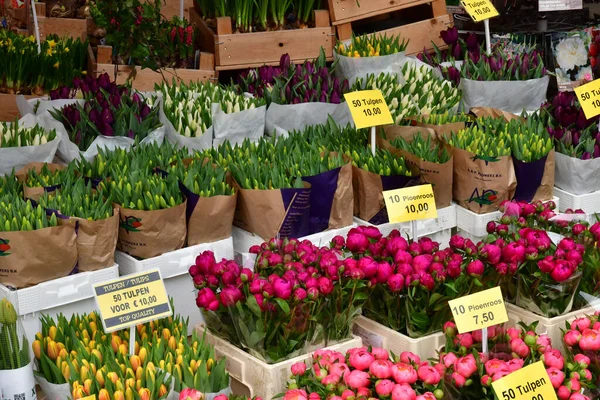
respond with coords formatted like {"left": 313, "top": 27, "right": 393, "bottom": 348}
{"left": 353, "top": 64, "right": 461, "bottom": 124}
{"left": 158, "top": 82, "right": 265, "bottom": 138}
{"left": 0, "top": 122, "right": 56, "bottom": 148}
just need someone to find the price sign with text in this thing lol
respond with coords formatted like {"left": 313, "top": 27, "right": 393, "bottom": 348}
{"left": 93, "top": 269, "right": 172, "bottom": 332}
{"left": 460, "top": 0, "right": 499, "bottom": 21}
{"left": 575, "top": 79, "right": 600, "bottom": 119}
{"left": 383, "top": 184, "right": 437, "bottom": 223}
{"left": 492, "top": 362, "right": 557, "bottom": 400}
{"left": 448, "top": 287, "right": 508, "bottom": 334}
{"left": 344, "top": 90, "right": 394, "bottom": 129}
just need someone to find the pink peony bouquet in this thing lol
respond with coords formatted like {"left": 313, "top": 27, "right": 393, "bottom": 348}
{"left": 440, "top": 322, "right": 593, "bottom": 400}
{"left": 563, "top": 314, "right": 600, "bottom": 387}
{"left": 335, "top": 226, "right": 485, "bottom": 338}
{"left": 284, "top": 347, "right": 444, "bottom": 400}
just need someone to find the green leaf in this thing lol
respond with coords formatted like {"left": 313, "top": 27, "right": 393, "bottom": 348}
{"left": 274, "top": 298, "right": 290, "bottom": 314}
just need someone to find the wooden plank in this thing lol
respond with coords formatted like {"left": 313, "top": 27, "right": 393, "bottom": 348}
{"left": 215, "top": 26, "right": 334, "bottom": 69}
{"left": 0, "top": 94, "right": 35, "bottom": 122}
{"left": 160, "top": 0, "right": 193, "bottom": 20}
{"left": 380, "top": 14, "right": 453, "bottom": 55}
{"left": 189, "top": 8, "right": 215, "bottom": 54}
{"left": 328, "top": 0, "right": 437, "bottom": 25}
{"left": 39, "top": 17, "right": 89, "bottom": 41}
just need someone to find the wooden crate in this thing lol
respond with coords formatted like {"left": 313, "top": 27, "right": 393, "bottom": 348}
{"left": 88, "top": 45, "right": 217, "bottom": 91}
{"left": 0, "top": 93, "right": 35, "bottom": 122}
{"left": 189, "top": 9, "right": 335, "bottom": 70}
{"left": 26, "top": 2, "right": 90, "bottom": 41}
{"left": 330, "top": 0, "right": 453, "bottom": 55}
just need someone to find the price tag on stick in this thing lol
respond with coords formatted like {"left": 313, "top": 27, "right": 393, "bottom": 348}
{"left": 344, "top": 90, "right": 394, "bottom": 156}
{"left": 448, "top": 286, "right": 508, "bottom": 334}
{"left": 383, "top": 184, "right": 437, "bottom": 223}
{"left": 575, "top": 79, "right": 600, "bottom": 119}
{"left": 460, "top": 0, "right": 499, "bottom": 21}
{"left": 93, "top": 269, "right": 172, "bottom": 333}
{"left": 492, "top": 362, "right": 558, "bottom": 400}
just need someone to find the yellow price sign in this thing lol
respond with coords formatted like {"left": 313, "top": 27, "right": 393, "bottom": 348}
{"left": 460, "top": 0, "right": 499, "bottom": 21}
{"left": 383, "top": 184, "right": 437, "bottom": 223}
{"left": 93, "top": 269, "right": 172, "bottom": 333}
{"left": 344, "top": 90, "right": 394, "bottom": 130}
{"left": 492, "top": 362, "right": 558, "bottom": 400}
{"left": 81, "top": 396, "right": 97, "bottom": 400}
{"left": 575, "top": 79, "right": 600, "bottom": 119}
{"left": 448, "top": 287, "right": 508, "bottom": 334}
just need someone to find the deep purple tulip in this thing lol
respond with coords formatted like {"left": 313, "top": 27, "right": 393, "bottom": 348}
{"left": 440, "top": 27, "right": 459, "bottom": 45}
{"left": 583, "top": 152, "right": 592, "bottom": 160}
{"left": 89, "top": 109, "right": 100, "bottom": 125}
{"left": 101, "top": 108, "right": 114, "bottom": 125}
{"left": 140, "top": 104, "right": 151, "bottom": 119}
{"left": 127, "top": 129, "right": 135, "bottom": 139}
{"left": 331, "top": 92, "right": 340, "bottom": 104}
{"left": 50, "top": 89, "right": 60, "bottom": 100}
{"left": 280, "top": 53, "right": 291, "bottom": 70}
{"left": 452, "top": 43, "right": 461, "bottom": 59}
{"left": 465, "top": 33, "right": 478, "bottom": 50}
{"left": 98, "top": 73, "right": 111, "bottom": 90}
{"left": 100, "top": 122, "right": 114, "bottom": 136}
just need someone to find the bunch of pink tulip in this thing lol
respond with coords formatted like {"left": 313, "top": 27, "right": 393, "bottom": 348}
{"left": 440, "top": 322, "right": 593, "bottom": 400}
{"left": 335, "top": 226, "right": 486, "bottom": 338}
{"left": 284, "top": 347, "right": 444, "bottom": 400}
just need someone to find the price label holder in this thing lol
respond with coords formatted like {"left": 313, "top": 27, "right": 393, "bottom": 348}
{"left": 492, "top": 361, "right": 558, "bottom": 400}
{"left": 344, "top": 90, "right": 394, "bottom": 156}
{"left": 448, "top": 286, "right": 508, "bottom": 354}
{"left": 382, "top": 184, "right": 437, "bottom": 242}
{"left": 575, "top": 79, "right": 600, "bottom": 119}
{"left": 460, "top": 0, "right": 499, "bottom": 54}
{"left": 93, "top": 269, "right": 172, "bottom": 354}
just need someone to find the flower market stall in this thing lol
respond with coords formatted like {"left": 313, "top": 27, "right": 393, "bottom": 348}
{"left": 3, "top": 1, "right": 600, "bottom": 399}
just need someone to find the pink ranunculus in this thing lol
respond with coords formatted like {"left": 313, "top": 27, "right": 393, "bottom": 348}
{"left": 291, "top": 362, "right": 307, "bottom": 376}
{"left": 391, "top": 384, "right": 416, "bottom": 400}
{"left": 349, "top": 348, "right": 375, "bottom": 371}
{"left": 455, "top": 355, "right": 477, "bottom": 378}
{"left": 375, "top": 379, "right": 395, "bottom": 397}
{"left": 284, "top": 389, "right": 308, "bottom": 400}
{"left": 180, "top": 388, "right": 203, "bottom": 400}
{"left": 417, "top": 365, "right": 441, "bottom": 385}
{"left": 370, "top": 359, "right": 393, "bottom": 379}
{"left": 344, "top": 370, "right": 371, "bottom": 389}
{"left": 579, "top": 329, "right": 600, "bottom": 351}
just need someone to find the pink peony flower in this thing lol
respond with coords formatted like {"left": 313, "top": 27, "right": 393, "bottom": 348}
{"left": 579, "top": 329, "right": 600, "bottom": 351}
{"left": 349, "top": 348, "right": 375, "bottom": 371}
{"left": 451, "top": 371, "right": 466, "bottom": 387}
{"left": 557, "top": 385, "right": 571, "bottom": 400}
{"left": 196, "top": 288, "right": 219, "bottom": 311}
{"left": 387, "top": 274, "right": 405, "bottom": 292}
{"left": 344, "top": 370, "right": 371, "bottom": 389}
{"left": 574, "top": 354, "right": 590, "bottom": 368}
{"left": 220, "top": 286, "right": 243, "bottom": 307}
{"left": 481, "top": 244, "right": 501, "bottom": 265}
{"left": 547, "top": 367, "right": 566, "bottom": 389}
{"left": 466, "top": 260, "right": 484, "bottom": 276}
{"left": 392, "top": 363, "right": 418, "bottom": 385}
{"left": 369, "top": 359, "right": 393, "bottom": 379}
{"left": 417, "top": 365, "right": 441, "bottom": 385}
{"left": 501, "top": 242, "right": 526, "bottom": 263}
{"left": 564, "top": 330, "right": 582, "bottom": 347}
{"left": 399, "top": 352, "right": 420, "bottom": 365}
{"left": 284, "top": 389, "right": 308, "bottom": 400}
{"left": 391, "top": 384, "right": 416, "bottom": 400}
{"left": 371, "top": 347, "right": 389, "bottom": 360}
{"left": 455, "top": 355, "right": 477, "bottom": 378}
{"left": 195, "top": 251, "right": 215, "bottom": 275}
{"left": 550, "top": 260, "right": 576, "bottom": 282}
{"left": 346, "top": 232, "right": 369, "bottom": 252}
{"left": 375, "top": 379, "right": 395, "bottom": 397}
{"left": 542, "top": 349, "right": 565, "bottom": 370}
{"left": 291, "top": 362, "right": 307, "bottom": 376}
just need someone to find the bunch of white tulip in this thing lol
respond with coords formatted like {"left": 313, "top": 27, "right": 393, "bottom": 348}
{"left": 0, "top": 122, "right": 56, "bottom": 148}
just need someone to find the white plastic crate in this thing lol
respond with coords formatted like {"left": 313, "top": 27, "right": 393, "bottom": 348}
{"left": 116, "top": 238, "right": 234, "bottom": 334}
{"left": 232, "top": 224, "right": 357, "bottom": 257}
{"left": 0, "top": 265, "right": 119, "bottom": 350}
{"left": 353, "top": 316, "right": 445, "bottom": 361}
{"left": 457, "top": 197, "right": 560, "bottom": 242}
{"left": 506, "top": 303, "right": 597, "bottom": 351}
{"left": 554, "top": 187, "right": 600, "bottom": 223}
{"left": 196, "top": 325, "right": 362, "bottom": 399}
{"left": 354, "top": 203, "right": 457, "bottom": 240}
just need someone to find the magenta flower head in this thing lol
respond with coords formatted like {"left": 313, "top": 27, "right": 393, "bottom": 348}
{"left": 466, "top": 33, "right": 478, "bottom": 50}
{"left": 440, "top": 27, "right": 459, "bottom": 45}
{"left": 196, "top": 287, "right": 219, "bottom": 311}
{"left": 466, "top": 260, "right": 484, "bottom": 276}
{"left": 220, "top": 286, "right": 243, "bottom": 307}
{"left": 346, "top": 231, "right": 369, "bottom": 253}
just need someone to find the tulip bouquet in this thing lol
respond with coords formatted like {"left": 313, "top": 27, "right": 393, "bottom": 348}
{"left": 50, "top": 75, "right": 161, "bottom": 152}
{"left": 240, "top": 52, "right": 349, "bottom": 105}
{"left": 284, "top": 347, "right": 444, "bottom": 399}
{"left": 449, "top": 120, "right": 516, "bottom": 213}
{"left": 0, "top": 31, "right": 88, "bottom": 95}
{"left": 455, "top": 48, "right": 546, "bottom": 82}
{"left": 392, "top": 132, "right": 452, "bottom": 164}
{"left": 191, "top": 247, "right": 332, "bottom": 363}
{"left": 0, "top": 197, "right": 58, "bottom": 231}
{"left": 22, "top": 163, "right": 69, "bottom": 198}
{"left": 106, "top": 171, "right": 183, "bottom": 212}
{"left": 195, "top": 0, "right": 321, "bottom": 31}
{"left": 515, "top": 229, "right": 584, "bottom": 317}
{"left": 0, "top": 172, "right": 22, "bottom": 198}
{"left": 336, "top": 33, "right": 408, "bottom": 58}
{"left": 439, "top": 321, "right": 594, "bottom": 400}
{"left": 409, "top": 112, "right": 471, "bottom": 126}
{"left": 0, "top": 298, "right": 28, "bottom": 370}
{"left": 0, "top": 121, "right": 57, "bottom": 148}
{"left": 39, "top": 177, "right": 113, "bottom": 220}
{"left": 230, "top": 156, "right": 305, "bottom": 190}
{"left": 417, "top": 27, "right": 479, "bottom": 68}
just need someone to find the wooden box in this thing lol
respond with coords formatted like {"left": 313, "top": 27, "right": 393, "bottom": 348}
{"left": 88, "top": 45, "right": 216, "bottom": 91}
{"left": 0, "top": 93, "right": 35, "bottom": 122}
{"left": 27, "top": 2, "right": 90, "bottom": 41}
{"left": 189, "top": 9, "right": 335, "bottom": 70}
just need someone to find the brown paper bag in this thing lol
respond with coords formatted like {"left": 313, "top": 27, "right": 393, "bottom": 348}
{"left": 453, "top": 147, "right": 517, "bottom": 214}
{"left": 117, "top": 201, "right": 187, "bottom": 259}
{"left": 15, "top": 162, "right": 65, "bottom": 201}
{"left": 353, "top": 166, "right": 414, "bottom": 224}
{"left": 469, "top": 107, "right": 523, "bottom": 122}
{"left": 380, "top": 126, "right": 453, "bottom": 208}
{"left": 406, "top": 115, "right": 467, "bottom": 139}
{"left": 58, "top": 210, "right": 119, "bottom": 272}
{"left": 234, "top": 182, "right": 311, "bottom": 241}
{"left": 328, "top": 161, "right": 353, "bottom": 230}
{"left": 187, "top": 194, "right": 237, "bottom": 246}
{"left": 0, "top": 223, "right": 78, "bottom": 288}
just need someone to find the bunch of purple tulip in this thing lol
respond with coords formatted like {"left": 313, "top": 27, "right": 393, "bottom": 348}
{"left": 417, "top": 27, "right": 479, "bottom": 67}
{"left": 239, "top": 52, "right": 349, "bottom": 105}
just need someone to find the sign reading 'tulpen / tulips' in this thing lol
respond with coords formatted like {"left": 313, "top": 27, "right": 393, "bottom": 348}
{"left": 383, "top": 184, "right": 438, "bottom": 223}
{"left": 448, "top": 286, "right": 508, "bottom": 334}
{"left": 575, "top": 79, "right": 600, "bottom": 119}
{"left": 460, "top": 0, "right": 499, "bottom": 22}
{"left": 93, "top": 269, "right": 172, "bottom": 332}
{"left": 344, "top": 90, "right": 394, "bottom": 130}
{"left": 492, "top": 361, "right": 558, "bottom": 400}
